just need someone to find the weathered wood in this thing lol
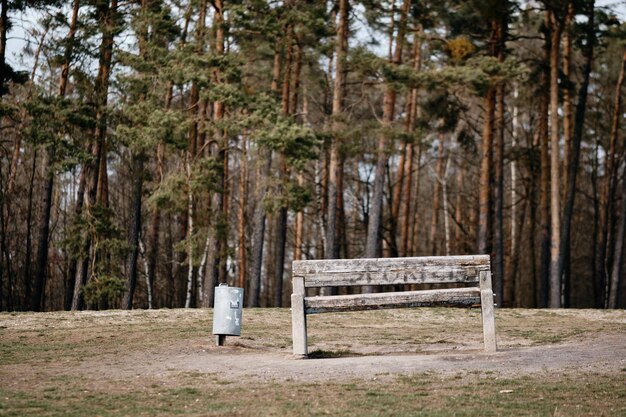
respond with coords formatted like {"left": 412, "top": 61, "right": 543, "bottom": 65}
{"left": 291, "top": 293, "right": 308, "bottom": 357}
{"left": 293, "top": 255, "right": 490, "bottom": 288}
{"left": 293, "top": 255, "right": 489, "bottom": 275}
{"left": 479, "top": 271, "right": 497, "bottom": 353}
{"left": 300, "top": 268, "right": 482, "bottom": 288}
{"left": 305, "top": 288, "right": 480, "bottom": 314}
{"left": 290, "top": 255, "right": 497, "bottom": 357}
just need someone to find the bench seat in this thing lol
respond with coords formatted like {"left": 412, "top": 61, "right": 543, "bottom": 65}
{"left": 291, "top": 255, "right": 497, "bottom": 357}
{"left": 305, "top": 287, "right": 481, "bottom": 314}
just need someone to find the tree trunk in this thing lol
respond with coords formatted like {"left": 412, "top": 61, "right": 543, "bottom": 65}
{"left": 595, "top": 51, "right": 624, "bottom": 307}
{"left": 558, "top": 1, "right": 596, "bottom": 308}
{"left": 325, "top": 0, "right": 348, "bottom": 263}
{"left": 184, "top": 159, "right": 194, "bottom": 308}
{"left": 248, "top": 152, "right": 271, "bottom": 307}
{"left": 493, "top": 81, "right": 505, "bottom": 305}
{"left": 561, "top": 1, "right": 574, "bottom": 199}
{"left": 548, "top": 11, "right": 563, "bottom": 308}
{"left": 238, "top": 135, "right": 248, "bottom": 288}
{"left": 0, "top": 0, "right": 7, "bottom": 98}
{"left": 477, "top": 87, "right": 495, "bottom": 254}
{"left": 248, "top": 34, "right": 282, "bottom": 307}
{"left": 365, "top": 0, "right": 410, "bottom": 265}
{"left": 72, "top": 0, "right": 117, "bottom": 310}
{"left": 430, "top": 135, "right": 446, "bottom": 255}
{"left": 509, "top": 84, "right": 519, "bottom": 305}
{"left": 122, "top": 156, "right": 143, "bottom": 310}
{"left": 608, "top": 166, "right": 626, "bottom": 308}
{"left": 538, "top": 15, "right": 551, "bottom": 308}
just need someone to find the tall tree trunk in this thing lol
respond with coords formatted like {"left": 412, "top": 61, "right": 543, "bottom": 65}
{"left": 248, "top": 37, "right": 282, "bottom": 307}
{"left": 0, "top": 0, "right": 7, "bottom": 99}
{"left": 538, "top": 16, "right": 551, "bottom": 308}
{"left": 558, "top": 1, "right": 596, "bottom": 308}
{"left": 248, "top": 152, "right": 271, "bottom": 307}
{"left": 493, "top": 81, "right": 506, "bottom": 305}
{"left": 238, "top": 136, "right": 248, "bottom": 288}
{"left": 477, "top": 87, "right": 495, "bottom": 254}
{"left": 31, "top": 0, "right": 80, "bottom": 310}
{"left": 272, "top": 25, "right": 294, "bottom": 307}
{"left": 609, "top": 165, "right": 626, "bottom": 309}
{"left": 72, "top": 0, "right": 117, "bottom": 310}
{"left": 123, "top": 156, "right": 143, "bottom": 310}
{"left": 24, "top": 152, "right": 36, "bottom": 310}
{"left": 207, "top": 0, "right": 228, "bottom": 306}
{"left": 365, "top": 0, "right": 410, "bottom": 266}
{"left": 561, "top": 1, "right": 574, "bottom": 198}
{"left": 400, "top": 32, "right": 421, "bottom": 257}
{"left": 184, "top": 166, "right": 194, "bottom": 308}
{"left": 430, "top": 135, "right": 446, "bottom": 255}
{"left": 548, "top": 11, "right": 563, "bottom": 308}
{"left": 509, "top": 85, "right": 519, "bottom": 305}
{"left": 326, "top": 0, "right": 348, "bottom": 263}
{"left": 595, "top": 52, "right": 624, "bottom": 307}
{"left": 123, "top": 0, "right": 155, "bottom": 310}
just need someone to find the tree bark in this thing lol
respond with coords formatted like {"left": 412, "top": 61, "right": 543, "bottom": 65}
{"left": 238, "top": 135, "right": 248, "bottom": 288}
{"left": 72, "top": 0, "right": 117, "bottom": 310}
{"left": 608, "top": 165, "right": 626, "bottom": 308}
{"left": 0, "top": 0, "right": 7, "bottom": 98}
{"left": 548, "top": 10, "right": 563, "bottom": 308}
{"left": 325, "top": 0, "right": 348, "bottom": 263}
{"left": 477, "top": 87, "right": 495, "bottom": 255}
{"left": 595, "top": 51, "right": 624, "bottom": 307}
{"left": 123, "top": 156, "right": 143, "bottom": 310}
{"left": 558, "top": 1, "right": 596, "bottom": 308}
{"left": 561, "top": 1, "right": 574, "bottom": 198}
{"left": 493, "top": 81, "right": 505, "bottom": 306}
{"left": 538, "top": 14, "right": 551, "bottom": 308}
{"left": 365, "top": 0, "right": 410, "bottom": 266}
{"left": 430, "top": 135, "right": 446, "bottom": 255}
{"left": 32, "top": 0, "right": 78, "bottom": 308}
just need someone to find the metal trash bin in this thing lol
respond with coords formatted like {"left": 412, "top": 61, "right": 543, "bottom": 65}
{"left": 212, "top": 284, "right": 244, "bottom": 346}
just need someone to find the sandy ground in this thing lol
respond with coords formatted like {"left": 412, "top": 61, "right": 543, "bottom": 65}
{"left": 80, "top": 331, "right": 625, "bottom": 383}
{"left": 2, "top": 308, "right": 625, "bottom": 388}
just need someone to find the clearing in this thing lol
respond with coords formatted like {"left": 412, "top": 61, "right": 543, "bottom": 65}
{"left": 0, "top": 308, "right": 624, "bottom": 416}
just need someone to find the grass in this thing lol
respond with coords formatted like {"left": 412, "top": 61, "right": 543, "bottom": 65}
{"left": 0, "top": 308, "right": 624, "bottom": 416}
{"left": 0, "top": 371, "right": 623, "bottom": 417}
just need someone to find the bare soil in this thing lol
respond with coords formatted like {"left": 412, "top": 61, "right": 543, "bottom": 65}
{"left": 1, "top": 308, "right": 624, "bottom": 416}
{"left": 2, "top": 308, "right": 624, "bottom": 383}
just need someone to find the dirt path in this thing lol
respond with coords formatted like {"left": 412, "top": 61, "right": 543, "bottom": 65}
{"left": 79, "top": 331, "right": 626, "bottom": 383}
{"left": 3, "top": 308, "right": 625, "bottom": 387}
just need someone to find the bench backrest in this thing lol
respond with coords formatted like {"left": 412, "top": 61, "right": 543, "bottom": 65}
{"left": 292, "top": 255, "right": 490, "bottom": 288}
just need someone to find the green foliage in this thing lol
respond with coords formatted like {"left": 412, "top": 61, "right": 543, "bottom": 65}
{"left": 257, "top": 118, "right": 320, "bottom": 170}
{"left": 82, "top": 274, "right": 126, "bottom": 308}
{"left": 115, "top": 102, "right": 189, "bottom": 152}
{"left": 24, "top": 95, "right": 93, "bottom": 172}
{"left": 262, "top": 178, "right": 313, "bottom": 214}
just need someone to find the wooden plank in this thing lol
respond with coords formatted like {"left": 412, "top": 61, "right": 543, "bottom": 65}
{"left": 292, "top": 276, "right": 305, "bottom": 295}
{"left": 291, "top": 293, "right": 308, "bottom": 357}
{"left": 300, "top": 267, "right": 482, "bottom": 288}
{"left": 293, "top": 256, "right": 490, "bottom": 288}
{"left": 293, "top": 255, "right": 490, "bottom": 275}
{"left": 304, "top": 288, "right": 481, "bottom": 314}
{"left": 479, "top": 271, "right": 497, "bottom": 353}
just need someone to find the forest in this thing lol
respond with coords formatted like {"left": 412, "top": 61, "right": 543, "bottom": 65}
{"left": 0, "top": 0, "right": 624, "bottom": 311}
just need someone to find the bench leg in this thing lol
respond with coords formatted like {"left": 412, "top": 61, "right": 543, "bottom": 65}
{"left": 291, "top": 293, "right": 308, "bottom": 358}
{"left": 480, "top": 289, "right": 497, "bottom": 353}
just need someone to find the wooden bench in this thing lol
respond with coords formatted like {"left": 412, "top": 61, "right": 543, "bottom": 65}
{"left": 290, "top": 255, "right": 497, "bottom": 357}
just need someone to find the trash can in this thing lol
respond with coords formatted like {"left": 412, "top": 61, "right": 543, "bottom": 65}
{"left": 212, "top": 284, "right": 244, "bottom": 346}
